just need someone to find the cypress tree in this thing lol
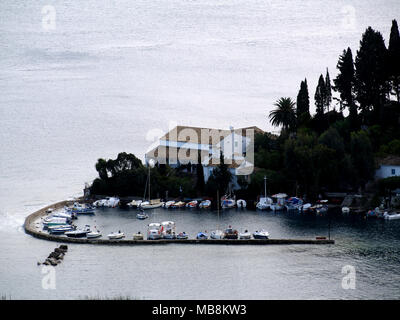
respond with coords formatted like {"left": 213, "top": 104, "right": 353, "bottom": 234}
{"left": 355, "top": 27, "right": 389, "bottom": 120}
{"left": 388, "top": 19, "right": 400, "bottom": 102}
{"left": 196, "top": 149, "right": 205, "bottom": 194}
{"left": 296, "top": 78, "right": 310, "bottom": 126}
{"left": 334, "top": 48, "right": 357, "bottom": 122}
{"left": 315, "top": 74, "right": 326, "bottom": 116}
{"left": 325, "top": 69, "right": 332, "bottom": 112}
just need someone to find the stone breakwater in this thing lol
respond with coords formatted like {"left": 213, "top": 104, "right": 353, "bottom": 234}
{"left": 24, "top": 200, "right": 335, "bottom": 245}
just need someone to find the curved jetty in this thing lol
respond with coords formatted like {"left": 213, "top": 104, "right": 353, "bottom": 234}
{"left": 24, "top": 200, "right": 335, "bottom": 245}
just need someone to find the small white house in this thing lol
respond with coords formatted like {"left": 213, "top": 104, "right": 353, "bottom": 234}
{"left": 375, "top": 156, "right": 400, "bottom": 179}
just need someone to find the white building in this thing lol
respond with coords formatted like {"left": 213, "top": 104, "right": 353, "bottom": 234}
{"left": 375, "top": 156, "right": 400, "bottom": 179}
{"left": 145, "top": 125, "right": 263, "bottom": 189}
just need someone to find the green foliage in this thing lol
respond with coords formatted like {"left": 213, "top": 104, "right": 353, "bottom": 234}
{"left": 315, "top": 74, "right": 326, "bottom": 116}
{"left": 296, "top": 79, "right": 310, "bottom": 127}
{"left": 355, "top": 27, "right": 389, "bottom": 120}
{"left": 388, "top": 19, "right": 400, "bottom": 102}
{"left": 269, "top": 97, "right": 297, "bottom": 131}
{"left": 350, "top": 131, "right": 375, "bottom": 187}
{"left": 205, "top": 151, "right": 232, "bottom": 195}
{"left": 90, "top": 152, "right": 195, "bottom": 198}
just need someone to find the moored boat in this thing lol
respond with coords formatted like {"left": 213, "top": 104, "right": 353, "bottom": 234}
{"left": 107, "top": 231, "right": 125, "bottom": 239}
{"left": 221, "top": 197, "right": 235, "bottom": 209}
{"left": 383, "top": 212, "right": 400, "bottom": 220}
{"left": 140, "top": 199, "right": 163, "bottom": 210}
{"left": 186, "top": 200, "right": 198, "bottom": 208}
{"left": 147, "top": 223, "right": 162, "bottom": 240}
{"left": 199, "top": 200, "right": 211, "bottom": 209}
{"left": 256, "top": 197, "right": 273, "bottom": 210}
{"left": 133, "top": 232, "right": 144, "bottom": 240}
{"left": 224, "top": 226, "right": 239, "bottom": 239}
{"left": 161, "top": 221, "right": 176, "bottom": 239}
{"left": 236, "top": 199, "right": 247, "bottom": 209}
{"left": 164, "top": 201, "right": 176, "bottom": 208}
{"left": 171, "top": 201, "right": 185, "bottom": 208}
{"left": 127, "top": 199, "right": 142, "bottom": 208}
{"left": 65, "top": 225, "right": 91, "bottom": 238}
{"left": 136, "top": 209, "right": 149, "bottom": 220}
{"left": 210, "top": 230, "right": 224, "bottom": 239}
{"left": 48, "top": 225, "right": 76, "bottom": 234}
{"left": 239, "top": 229, "right": 251, "bottom": 239}
{"left": 270, "top": 193, "right": 287, "bottom": 211}
{"left": 196, "top": 232, "right": 208, "bottom": 240}
{"left": 285, "top": 197, "right": 304, "bottom": 211}
{"left": 176, "top": 232, "right": 188, "bottom": 240}
{"left": 253, "top": 230, "right": 270, "bottom": 239}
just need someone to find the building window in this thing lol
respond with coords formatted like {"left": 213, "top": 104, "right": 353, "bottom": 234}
{"left": 392, "top": 169, "right": 396, "bottom": 175}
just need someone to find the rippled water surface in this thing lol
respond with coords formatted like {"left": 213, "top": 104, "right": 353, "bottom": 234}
{"left": 0, "top": 0, "right": 400, "bottom": 299}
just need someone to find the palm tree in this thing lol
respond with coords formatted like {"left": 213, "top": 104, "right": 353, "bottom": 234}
{"left": 269, "top": 97, "right": 296, "bottom": 131}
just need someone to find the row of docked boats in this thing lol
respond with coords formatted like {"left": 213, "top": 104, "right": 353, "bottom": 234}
{"left": 145, "top": 221, "right": 269, "bottom": 240}
{"left": 256, "top": 194, "right": 328, "bottom": 215}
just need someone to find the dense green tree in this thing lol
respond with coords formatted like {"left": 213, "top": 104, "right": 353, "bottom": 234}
{"left": 206, "top": 151, "right": 232, "bottom": 194}
{"left": 269, "top": 97, "right": 297, "bottom": 131}
{"left": 195, "top": 150, "right": 205, "bottom": 193}
{"left": 334, "top": 48, "right": 357, "bottom": 123}
{"left": 355, "top": 27, "right": 389, "bottom": 121}
{"left": 315, "top": 75, "right": 326, "bottom": 116}
{"left": 350, "top": 131, "right": 375, "bottom": 189}
{"left": 296, "top": 79, "right": 311, "bottom": 127}
{"left": 388, "top": 19, "right": 400, "bottom": 102}
{"left": 325, "top": 69, "right": 332, "bottom": 112}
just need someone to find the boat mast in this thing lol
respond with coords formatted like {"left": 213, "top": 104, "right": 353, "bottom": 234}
{"left": 217, "top": 189, "right": 220, "bottom": 230}
{"left": 264, "top": 175, "right": 267, "bottom": 198}
{"left": 148, "top": 165, "right": 151, "bottom": 202}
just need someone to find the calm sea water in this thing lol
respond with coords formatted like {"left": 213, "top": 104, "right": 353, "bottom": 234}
{"left": 0, "top": 0, "right": 399, "bottom": 299}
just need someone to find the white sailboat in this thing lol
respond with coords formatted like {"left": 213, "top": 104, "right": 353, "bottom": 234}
{"left": 140, "top": 159, "right": 163, "bottom": 210}
{"left": 256, "top": 176, "right": 273, "bottom": 210}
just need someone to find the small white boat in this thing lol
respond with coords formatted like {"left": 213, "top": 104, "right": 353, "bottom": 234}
{"left": 239, "top": 230, "right": 251, "bottom": 239}
{"left": 196, "top": 232, "right": 208, "bottom": 240}
{"left": 383, "top": 212, "right": 400, "bottom": 220}
{"left": 210, "top": 230, "right": 224, "bottom": 239}
{"left": 140, "top": 199, "right": 163, "bottom": 209}
{"left": 136, "top": 210, "right": 149, "bottom": 220}
{"left": 161, "top": 221, "right": 176, "bottom": 239}
{"left": 285, "top": 197, "right": 303, "bottom": 211}
{"left": 199, "top": 200, "right": 211, "bottom": 209}
{"left": 133, "top": 232, "right": 144, "bottom": 240}
{"left": 93, "top": 197, "right": 120, "bottom": 208}
{"left": 42, "top": 217, "right": 70, "bottom": 227}
{"left": 253, "top": 230, "right": 270, "bottom": 239}
{"left": 171, "top": 201, "right": 185, "bottom": 208}
{"left": 256, "top": 197, "right": 273, "bottom": 210}
{"left": 176, "top": 232, "right": 188, "bottom": 240}
{"left": 342, "top": 206, "right": 350, "bottom": 214}
{"left": 301, "top": 203, "right": 312, "bottom": 213}
{"left": 107, "top": 231, "right": 125, "bottom": 239}
{"left": 186, "top": 200, "right": 198, "bottom": 208}
{"left": 147, "top": 223, "right": 162, "bottom": 240}
{"left": 127, "top": 200, "right": 142, "bottom": 208}
{"left": 270, "top": 193, "right": 287, "bottom": 211}
{"left": 164, "top": 201, "right": 176, "bottom": 208}
{"left": 236, "top": 199, "right": 247, "bottom": 209}
{"left": 87, "top": 228, "right": 102, "bottom": 239}
{"left": 221, "top": 197, "right": 235, "bottom": 209}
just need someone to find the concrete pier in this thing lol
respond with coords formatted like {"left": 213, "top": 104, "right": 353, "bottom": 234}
{"left": 24, "top": 200, "right": 335, "bottom": 246}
